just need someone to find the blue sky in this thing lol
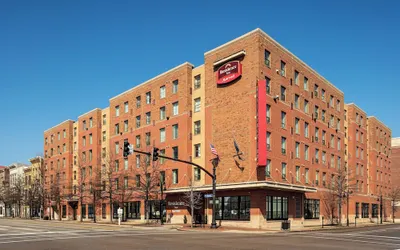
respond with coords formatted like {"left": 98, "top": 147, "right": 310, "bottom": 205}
{"left": 1, "top": 0, "right": 399, "bottom": 165}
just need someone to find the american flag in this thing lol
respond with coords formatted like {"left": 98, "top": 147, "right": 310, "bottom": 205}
{"left": 210, "top": 144, "right": 218, "bottom": 156}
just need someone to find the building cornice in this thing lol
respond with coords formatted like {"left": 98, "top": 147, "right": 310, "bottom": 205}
{"left": 44, "top": 119, "right": 74, "bottom": 133}
{"left": 109, "top": 62, "right": 194, "bottom": 102}
{"left": 204, "top": 28, "right": 343, "bottom": 95}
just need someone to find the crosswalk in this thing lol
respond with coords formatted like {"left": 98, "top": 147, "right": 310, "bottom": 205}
{"left": 287, "top": 226, "right": 400, "bottom": 249}
{"left": 0, "top": 219, "right": 183, "bottom": 245}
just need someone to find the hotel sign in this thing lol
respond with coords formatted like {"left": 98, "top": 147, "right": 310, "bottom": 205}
{"left": 216, "top": 60, "right": 242, "bottom": 85}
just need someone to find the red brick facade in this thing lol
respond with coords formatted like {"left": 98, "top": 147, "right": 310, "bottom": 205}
{"left": 43, "top": 28, "right": 393, "bottom": 227}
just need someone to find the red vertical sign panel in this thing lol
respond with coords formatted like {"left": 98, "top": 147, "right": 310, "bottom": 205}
{"left": 257, "top": 79, "right": 267, "bottom": 166}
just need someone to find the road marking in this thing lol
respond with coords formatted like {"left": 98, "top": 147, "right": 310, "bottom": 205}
{"left": 0, "top": 232, "right": 186, "bottom": 244}
{"left": 296, "top": 234, "right": 400, "bottom": 247}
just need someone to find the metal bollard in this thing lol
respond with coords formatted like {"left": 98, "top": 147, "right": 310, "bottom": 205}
{"left": 322, "top": 216, "right": 324, "bottom": 228}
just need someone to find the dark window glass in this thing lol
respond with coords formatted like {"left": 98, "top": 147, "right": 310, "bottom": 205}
{"left": 362, "top": 203, "right": 369, "bottom": 218}
{"left": 215, "top": 196, "right": 250, "bottom": 221}
{"left": 81, "top": 204, "right": 86, "bottom": 219}
{"left": 266, "top": 196, "right": 288, "bottom": 220}
{"left": 304, "top": 199, "right": 320, "bottom": 219}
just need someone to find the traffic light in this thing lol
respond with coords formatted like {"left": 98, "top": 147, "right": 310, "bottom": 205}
{"left": 123, "top": 141, "right": 130, "bottom": 158}
{"left": 152, "top": 147, "right": 159, "bottom": 161}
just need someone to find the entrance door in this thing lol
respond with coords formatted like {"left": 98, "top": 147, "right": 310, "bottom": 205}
{"left": 73, "top": 207, "right": 77, "bottom": 220}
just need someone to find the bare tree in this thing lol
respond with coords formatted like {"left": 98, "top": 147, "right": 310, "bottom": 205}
{"left": 132, "top": 154, "right": 162, "bottom": 224}
{"left": 388, "top": 187, "right": 400, "bottom": 223}
{"left": 181, "top": 180, "right": 202, "bottom": 228}
{"left": 100, "top": 150, "right": 120, "bottom": 223}
{"left": 322, "top": 189, "right": 338, "bottom": 225}
{"left": 49, "top": 170, "right": 63, "bottom": 221}
{"left": 10, "top": 175, "right": 25, "bottom": 218}
{"left": 73, "top": 152, "right": 92, "bottom": 222}
{"left": 324, "top": 166, "right": 355, "bottom": 226}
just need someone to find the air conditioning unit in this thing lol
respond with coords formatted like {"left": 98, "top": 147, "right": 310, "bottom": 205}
{"left": 267, "top": 144, "right": 271, "bottom": 151}
{"left": 267, "top": 117, "right": 271, "bottom": 123}
{"left": 282, "top": 149, "right": 286, "bottom": 155}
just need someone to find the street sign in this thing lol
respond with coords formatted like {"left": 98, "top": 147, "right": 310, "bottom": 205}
{"left": 204, "top": 194, "right": 213, "bottom": 198}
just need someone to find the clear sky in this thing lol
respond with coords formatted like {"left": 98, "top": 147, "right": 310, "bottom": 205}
{"left": 1, "top": 0, "right": 399, "bottom": 166}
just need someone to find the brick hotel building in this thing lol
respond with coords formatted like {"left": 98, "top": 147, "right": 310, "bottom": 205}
{"left": 43, "top": 28, "right": 393, "bottom": 229}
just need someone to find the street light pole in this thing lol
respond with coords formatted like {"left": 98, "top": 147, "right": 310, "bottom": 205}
{"left": 211, "top": 157, "right": 219, "bottom": 229}
{"left": 380, "top": 194, "right": 383, "bottom": 224}
{"left": 346, "top": 193, "right": 349, "bottom": 227}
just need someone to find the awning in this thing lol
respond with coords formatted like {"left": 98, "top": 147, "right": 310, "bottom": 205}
{"left": 164, "top": 180, "right": 317, "bottom": 194}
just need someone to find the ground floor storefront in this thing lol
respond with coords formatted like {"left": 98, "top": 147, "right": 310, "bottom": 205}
{"left": 45, "top": 184, "right": 393, "bottom": 229}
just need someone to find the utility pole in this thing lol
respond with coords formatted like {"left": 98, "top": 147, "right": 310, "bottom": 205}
{"left": 210, "top": 157, "right": 219, "bottom": 229}
{"left": 380, "top": 194, "right": 383, "bottom": 224}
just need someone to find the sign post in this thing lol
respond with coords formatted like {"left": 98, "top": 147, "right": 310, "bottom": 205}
{"left": 117, "top": 207, "right": 123, "bottom": 226}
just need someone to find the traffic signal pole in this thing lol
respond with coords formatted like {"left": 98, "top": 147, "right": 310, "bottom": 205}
{"left": 127, "top": 147, "right": 219, "bottom": 229}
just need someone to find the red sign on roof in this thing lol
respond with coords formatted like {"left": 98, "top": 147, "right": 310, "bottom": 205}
{"left": 216, "top": 60, "right": 242, "bottom": 85}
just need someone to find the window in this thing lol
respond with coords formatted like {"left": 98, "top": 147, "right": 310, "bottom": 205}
{"left": 305, "top": 145, "right": 309, "bottom": 160}
{"left": 337, "top": 138, "right": 341, "bottom": 151}
{"left": 355, "top": 203, "right": 360, "bottom": 218}
{"left": 145, "top": 112, "right": 151, "bottom": 125}
{"left": 321, "top": 89, "right": 326, "bottom": 101}
{"left": 172, "top": 80, "right": 179, "bottom": 94}
{"left": 63, "top": 130, "right": 66, "bottom": 138}
{"left": 362, "top": 203, "right": 369, "bottom": 218}
{"left": 295, "top": 118, "right": 300, "bottom": 134}
{"left": 194, "top": 120, "right": 201, "bottom": 135}
{"left": 172, "top": 169, "right": 178, "bottom": 184}
{"left": 315, "top": 127, "right": 319, "bottom": 141}
{"left": 135, "top": 155, "right": 140, "bottom": 168}
{"left": 336, "top": 99, "right": 341, "bottom": 111}
{"left": 172, "top": 146, "right": 179, "bottom": 159}
{"left": 136, "top": 115, "right": 141, "bottom": 128}
{"left": 315, "top": 148, "right": 319, "bottom": 163}
{"left": 81, "top": 204, "right": 86, "bottom": 219}
{"left": 172, "top": 102, "right": 179, "bottom": 116}
{"left": 63, "top": 143, "right": 66, "bottom": 152}
{"left": 115, "top": 105, "right": 120, "bottom": 117}
{"left": 281, "top": 137, "right": 286, "bottom": 155}
{"left": 314, "top": 106, "right": 319, "bottom": 120}
{"left": 337, "top": 156, "right": 341, "bottom": 169}
{"left": 329, "top": 95, "right": 334, "bottom": 108}
{"left": 215, "top": 196, "right": 250, "bottom": 221}
{"left": 266, "top": 196, "right": 288, "bottom": 220}
{"left": 281, "top": 111, "right": 286, "bottom": 128}
{"left": 194, "top": 75, "right": 201, "bottom": 89}
{"left": 115, "top": 178, "right": 119, "bottom": 190}
{"left": 296, "top": 166, "right": 300, "bottom": 182}
{"left": 160, "top": 128, "right": 166, "bottom": 142}
{"left": 103, "top": 114, "right": 106, "bottom": 125}
{"left": 194, "top": 167, "right": 201, "bottom": 181}
{"left": 145, "top": 132, "right": 151, "bottom": 146}
{"left": 115, "top": 123, "right": 120, "bottom": 135}
{"left": 159, "top": 149, "right": 165, "bottom": 164}
{"left": 124, "top": 120, "right": 128, "bottom": 132}
{"left": 304, "top": 199, "right": 320, "bottom": 219}
{"left": 280, "top": 61, "right": 286, "bottom": 76}
{"left": 194, "top": 98, "right": 201, "bottom": 112}
{"left": 58, "top": 132, "right": 60, "bottom": 140}
{"left": 123, "top": 101, "right": 129, "bottom": 113}
{"left": 135, "top": 135, "right": 141, "bottom": 148}
{"left": 264, "top": 50, "right": 271, "bottom": 67}
{"left": 322, "top": 110, "right": 326, "bottom": 122}
{"left": 281, "top": 163, "right": 287, "bottom": 179}
{"left": 102, "top": 131, "right": 106, "bottom": 142}
{"left": 336, "top": 118, "right": 340, "bottom": 130}
{"left": 172, "top": 124, "right": 179, "bottom": 139}
{"left": 322, "top": 172, "right": 326, "bottom": 187}
{"left": 316, "top": 171, "right": 319, "bottom": 186}
{"left": 294, "top": 94, "right": 299, "bottom": 109}
{"left": 146, "top": 91, "right": 151, "bottom": 104}
{"left": 160, "top": 85, "right": 166, "bottom": 99}
{"left": 82, "top": 136, "right": 86, "bottom": 147}
{"left": 356, "top": 147, "right": 359, "bottom": 158}
{"left": 305, "top": 122, "right": 309, "bottom": 138}
{"left": 294, "top": 70, "right": 299, "bottom": 85}
{"left": 304, "top": 77, "right": 308, "bottom": 90}
{"left": 124, "top": 176, "right": 128, "bottom": 188}
{"left": 330, "top": 135, "right": 335, "bottom": 148}
{"left": 305, "top": 168, "right": 309, "bottom": 183}
{"left": 266, "top": 104, "right": 271, "bottom": 123}
{"left": 194, "top": 143, "right": 201, "bottom": 158}
{"left": 304, "top": 99, "right": 309, "bottom": 114}
{"left": 295, "top": 142, "right": 300, "bottom": 158}
{"left": 89, "top": 150, "right": 92, "bottom": 161}
{"left": 330, "top": 115, "right": 334, "bottom": 128}
{"left": 266, "top": 77, "right": 271, "bottom": 94}
{"left": 115, "top": 142, "right": 119, "bottom": 154}
{"left": 266, "top": 159, "right": 271, "bottom": 177}
{"left": 280, "top": 86, "right": 286, "bottom": 101}
{"left": 322, "top": 151, "right": 326, "bottom": 164}
{"left": 266, "top": 132, "right": 271, "bottom": 150}
{"left": 314, "top": 84, "right": 319, "bottom": 98}
{"left": 136, "top": 96, "right": 141, "bottom": 108}
{"left": 160, "top": 106, "right": 166, "bottom": 120}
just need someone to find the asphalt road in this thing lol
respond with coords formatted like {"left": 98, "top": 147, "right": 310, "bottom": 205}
{"left": 1, "top": 219, "right": 400, "bottom": 249}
